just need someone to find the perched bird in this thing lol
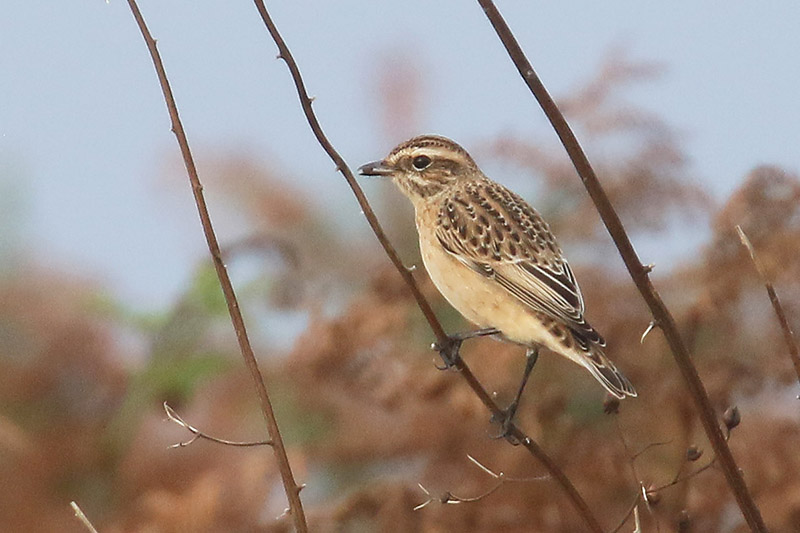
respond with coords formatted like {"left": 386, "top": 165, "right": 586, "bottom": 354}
{"left": 359, "top": 135, "right": 636, "bottom": 424}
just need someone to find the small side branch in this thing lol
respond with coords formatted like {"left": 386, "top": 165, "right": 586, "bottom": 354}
{"left": 124, "top": 2, "right": 306, "bottom": 531}
{"left": 612, "top": 403, "right": 741, "bottom": 530}
{"left": 475, "top": 1, "right": 766, "bottom": 530}
{"left": 414, "top": 455, "right": 548, "bottom": 510}
{"left": 737, "top": 225, "right": 800, "bottom": 387}
{"left": 164, "top": 402, "right": 273, "bottom": 448}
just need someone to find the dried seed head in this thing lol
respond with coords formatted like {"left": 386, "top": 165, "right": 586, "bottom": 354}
{"left": 677, "top": 509, "right": 690, "bottom": 532}
{"left": 603, "top": 395, "right": 620, "bottom": 415}
{"left": 645, "top": 485, "right": 661, "bottom": 505}
{"left": 723, "top": 406, "right": 741, "bottom": 431}
{"left": 686, "top": 445, "right": 703, "bottom": 462}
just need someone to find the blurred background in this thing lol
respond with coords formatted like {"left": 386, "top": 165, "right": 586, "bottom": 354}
{"left": 2, "top": 1, "right": 800, "bottom": 531}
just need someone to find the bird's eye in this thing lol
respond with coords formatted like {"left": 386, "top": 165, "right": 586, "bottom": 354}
{"left": 412, "top": 155, "right": 432, "bottom": 170}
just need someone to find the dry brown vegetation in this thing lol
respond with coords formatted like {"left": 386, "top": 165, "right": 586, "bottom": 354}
{"left": 2, "top": 46, "right": 799, "bottom": 533}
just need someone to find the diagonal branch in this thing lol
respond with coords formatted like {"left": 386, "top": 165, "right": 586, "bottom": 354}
{"left": 250, "top": 2, "right": 443, "bottom": 342}
{"left": 737, "top": 225, "right": 800, "bottom": 387}
{"left": 125, "top": 2, "right": 307, "bottom": 531}
{"left": 251, "top": 2, "right": 603, "bottom": 531}
{"left": 475, "top": 1, "right": 767, "bottom": 531}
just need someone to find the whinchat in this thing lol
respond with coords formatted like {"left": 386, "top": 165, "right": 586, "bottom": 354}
{"left": 359, "top": 135, "right": 636, "bottom": 416}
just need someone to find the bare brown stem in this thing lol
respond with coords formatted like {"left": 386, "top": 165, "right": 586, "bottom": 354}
{"left": 250, "top": 2, "right": 603, "bottom": 531}
{"left": 737, "top": 225, "right": 800, "bottom": 387}
{"left": 476, "top": 1, "right": 767, "bottom": 531}
{"left": 125, "top": 2, "right": 307, "bottom": 531}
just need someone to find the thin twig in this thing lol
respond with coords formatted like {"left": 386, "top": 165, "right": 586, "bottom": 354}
{"left": 610, "top": 494, "right": 641, "bottom": 533}
{"left": 476, "top": 2, "right": 767, "bottom": 530}
{"left": 737, "top": 225, "right": 800, "bottom": 387}
{"left": 124, "top": 2, "right": 307, "bottom": 531}
{"left": 640, "top": 320, "right": 659, "bottom": 344}
{"left": 614, "top": 417, "right": 736, "bottom": 530}
{"left": 612, "top": 418, "right": 657, "bottom": 533}
{"left": 613, "top": 418, "right": 644, "bottom": 499}
{"left": 164, "top": 402, "right": 273, "bottom": 448}
{"left": 659, "top": 424, "right": 732, "bottom": 492}
{"left": 655, "top": 457, "right": 719, "bottom": 493}
{"left": 631, "top": 439, "right": 673, "bottom": 461}
{"left": 250, "top": 2, "right": 603, "bottom": 531}
{"left": 70, "top": 501, "right": 99, "bottom": 533}
{"left": 414, "top": 455, "right": 548, "bottom": 510}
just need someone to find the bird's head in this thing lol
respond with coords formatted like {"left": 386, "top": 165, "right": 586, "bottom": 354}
{"left": 358, "top": 135, "right": 479, "bottom": 201}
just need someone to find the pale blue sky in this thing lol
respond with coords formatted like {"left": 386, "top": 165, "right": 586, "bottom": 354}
{"left": 2, "top": 2, "right": 799, "bottom": 309}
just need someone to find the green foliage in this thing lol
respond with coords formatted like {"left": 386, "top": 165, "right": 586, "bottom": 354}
{"left": 187, "top": 264, "right": 229, "bottom": 316}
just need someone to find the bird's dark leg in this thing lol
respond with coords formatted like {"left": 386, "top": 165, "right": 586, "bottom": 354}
{"left": 492, "top": 346, "right": 539, "bottom": 442}
{"left": 432, "top": 327, "right": 500, "bottom": 369}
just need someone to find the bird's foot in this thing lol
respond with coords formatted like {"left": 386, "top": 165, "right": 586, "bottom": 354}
{"left": 490, "top": 401, "right": 522, "bottom": 445}
{"left": 489, "top": 346, "right": 537, "bottom": 445}
{"left": 431, "top": 328, "right": 500, "bottom": 370}
{"left": 432, "top": 336, "right": 464, "bottom": 370}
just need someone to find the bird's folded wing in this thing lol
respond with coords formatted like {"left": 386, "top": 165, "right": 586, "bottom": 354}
{"left": 435, "top": 188, "right": 605, "bottom": 347}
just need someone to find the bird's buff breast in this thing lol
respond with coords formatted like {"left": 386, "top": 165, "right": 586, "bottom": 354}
{"left": 415, "top": 209, "right": 555, "bottom": 348}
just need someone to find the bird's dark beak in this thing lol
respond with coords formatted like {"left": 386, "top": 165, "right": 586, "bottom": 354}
{"left": 358, "top": 160, "right": 394, "bottom": 177}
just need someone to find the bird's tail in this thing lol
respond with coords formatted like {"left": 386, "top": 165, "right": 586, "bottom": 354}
{"left": 582, "top": 346, "right": 637, "bottom": 399}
